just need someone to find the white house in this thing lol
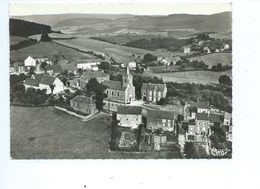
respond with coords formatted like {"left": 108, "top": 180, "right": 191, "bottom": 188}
{"left": 76, "top": 59, "right": 101, "bottom": 70}
{"left": 128, "top": 62, "right": 137, "bottom": 70}
{"left": 117, "top": 106, "right": 142, "bottom": 129}
{"left": 24, "top": 74, "right": 64, "bottom": 94}
{"left": 197, "top": 101, "right": 210, "bottom": 114}
{"left": 183, "top": 46, "right": 191, "bottom": 54}
{"left": 24, "top": 56, "right": 37, "bottom": 67}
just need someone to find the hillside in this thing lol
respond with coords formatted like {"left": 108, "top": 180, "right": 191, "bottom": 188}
{"left": 12, "top": 12, "right": 231, "bottom": 35}
{"left": 9, "top": 19, "right": 52, "bottom": 37}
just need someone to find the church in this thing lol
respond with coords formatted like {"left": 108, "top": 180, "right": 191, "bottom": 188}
{"left": 102, "top": 65, "right": 135, "bottom": 111}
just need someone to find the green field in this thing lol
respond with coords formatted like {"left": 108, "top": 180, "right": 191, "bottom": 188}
{"left": 54, "top": 37, "right": 152, "bottom": 63}
{"left": 188, "top": 53, "right": 232, "bottom": 68}
{"left": 10, "top": 36, "right": 29, "bottom": 45}
{"left": 10, "top": 106, "right": 181, "bottom": 159}
{"left": 143, "top": 70, "right": 232, "bottom": 85}
{"left": 10, "top": 41, "right": 97, "bottom": 62}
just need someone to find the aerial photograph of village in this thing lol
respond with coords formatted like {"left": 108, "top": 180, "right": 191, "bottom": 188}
{"left": 9, "top": 4, "right": 232, "bottom": 159}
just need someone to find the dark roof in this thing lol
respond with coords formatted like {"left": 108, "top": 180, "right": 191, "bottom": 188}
{"left": 189, "top": 119, "right": 196, "bottom": 125}
{"left": 31, "top": 73, "right": 44, "bottom": 82}
{"left": 117, "top": 106, "right": 142, "bottom": 115}
{"left": 209, "top": 113, "right": 224, "bottom": 123}
{"left": 13, "top": 62, "right": 24, "bottom": 67}
{"left": 71, "top": 95, "right": 94, "bottom": 104}
{"left": 40, "top": 75, "right": 56, "bottom": 85}
{"left": 46, "top": 64, "right": 63, "bottom": 73}
{"left": 147, "top": 109, "right": 175, "bottom": 120}
{"left": 188, "top": 105, "right": 197, "bottom": 113}
{"left": 81, "top": 71, "right": 109, "bottom": 80}
{"left": 197, "top": 101, "right": 209, "bottom": 109}
{"left": 102, "top": 80, "right": 125, "bottom": 91}
{"left": 196, "top": 113, "right": 209, "bottom": 121}
{"left": 141, "top": 83, "right": 166, "bottom": 91}
{"left": 24, "top": 79, "right": 39, "bottom": 87}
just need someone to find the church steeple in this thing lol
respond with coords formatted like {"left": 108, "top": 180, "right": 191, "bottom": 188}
{"left": 122, "top": 63, "right": 133, "bottom": 87}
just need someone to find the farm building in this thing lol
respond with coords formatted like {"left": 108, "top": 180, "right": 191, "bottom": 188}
{"left": 70, "top": 70, "right": 109, "bottom": 89}
{"left": 141, "top": 83, "right": 167, "bottom": 102}
{"left": 146, "top": 109, "right": 176, "bottom": 132}
{"left": 24, "top": 74, "right": 64, "bottom": 94}
{"left": 76, "top": 59, "right": 101, "bottom": 70}
{"left": 117, "top": 106, "right": 142, "bottom": 129}
{"left": 70, "top": 95, "right": 97, "bottom": 115}
{"left": 158, "top": 56, "right": 181, "bottom": 65}
{"left": 183, "top": 46, "right": 191, "bottom": 54}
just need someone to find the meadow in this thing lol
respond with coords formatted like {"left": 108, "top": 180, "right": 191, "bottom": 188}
{"left": 54, "top": 37, "right": 152, "bottom": 63}
{"left": 10, "top": 106, "right": 181, "bottom": 159}
{"left": 10, "top": 41, "right": 97, "bottom": 62}
{"left": 188, "top": 53, "right": 232, "bottom": 68}
{"left": 143, "top": 70, "right": 232, "bottom": 85}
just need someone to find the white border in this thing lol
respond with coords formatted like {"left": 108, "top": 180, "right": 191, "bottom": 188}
{"left": 1, "top": 1, "right": 260, "bottom": 189}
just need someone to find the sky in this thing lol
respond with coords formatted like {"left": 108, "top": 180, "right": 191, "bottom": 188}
{"left": 9, "top": 3, "right": 232, "bottom": 16}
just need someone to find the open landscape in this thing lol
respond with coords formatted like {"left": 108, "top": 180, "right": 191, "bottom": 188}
{"left": 10, "top": 41, "right": 97, "bottom": 62}
{"left": 10, "top": 106, "right": 181, "bottom": 159}
{"left": 9, "top": 7, "right": 232, "bottom": 160}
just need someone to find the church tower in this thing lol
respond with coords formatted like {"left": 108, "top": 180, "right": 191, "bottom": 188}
{"left": 122, "top": 64, "right": 133, "bottom": 88}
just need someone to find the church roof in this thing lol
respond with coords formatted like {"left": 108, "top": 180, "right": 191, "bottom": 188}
{"left": 102, "top": 80, "right": 126, "bottom": 91}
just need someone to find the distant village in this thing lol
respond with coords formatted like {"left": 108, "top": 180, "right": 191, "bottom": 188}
{"left": 10, "top": 36, "right": 232, "bottom": 158}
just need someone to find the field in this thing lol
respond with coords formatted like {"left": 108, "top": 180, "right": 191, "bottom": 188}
{"left": 10, "top": 41, "right": 97, "bottom": 62}
{"left": 10, "top": 106, "right": 181, "bottom": 159}
{"left": 10, "top": 36, "right": 29, "bottom": 45}
{"left": 143, "top": 70, "right": 232, "bottom": 85}
{"left": 188, "top": 53, "right": 232, "bottom": 68}
{"left": 53, "top": 37, "right": 152, "bottom": 63}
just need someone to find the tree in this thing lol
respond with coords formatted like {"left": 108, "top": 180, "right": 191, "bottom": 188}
{"left": 219, "top": 75, "right": 232, "bottom": 86}
{"left": 40, "top": 62, "right": 48, "bottom": 71}
{"left": 77, "top": 68, "right": 83, "bottom": 75}
{"left": 143, "top": 53, "right": 157, "bottom": 63}
{"left": 156, "top": 97, "right": 167, "bottom": 105}
{"left": 40, "top": 32, "right": 51, "bottom": 42}
{"left": 85, "top": 78, "right": 108, "bottom": 111}
{"left": 98, "top": 61, "right": 110, "bottom": 72}
{"left": 184, "top": 142, "right": 195, "bottom": 159}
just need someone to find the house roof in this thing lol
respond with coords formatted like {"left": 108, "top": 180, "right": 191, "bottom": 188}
{"left": 102, "top": 80, "right": 125, "bottom": 91}
{"left": 40, "top": 75, "right": 56, "bottom": 85}
{"left": 13, "top": 62, "right": 24, "bottom": 67}
{"left": 117, "top": 106, "right": 142, "bottom": 115}
{"left": 165, "top": 56, "right": 181, "bottom": 63}
{"left": 24, "top": 79, "right": 39, "bottom": 87}
{"left": 25, "top": 74, "right": 57, "bottom": 87}
{"left": 46, "top": 64, "right": 63, "bottom": 73}
{"left": 197, "top": 101, "right": 209, "bottom": 109}
{"left": 147, "top": 109, "right": 175, "bottom": 120}
{"left": 141, "top": 83, "right": 166, "bottom": 91}
{"left": 188, "top": 105, "right": 197, "bottom": 113}
{"left": 209, "top": 113, "right": 224, "bottom": 123}
{"left": 196, "top": 113, "right": 209, "bottom": 121}
{"left": 71, "top": 95, "right": 94, "bottom": 104}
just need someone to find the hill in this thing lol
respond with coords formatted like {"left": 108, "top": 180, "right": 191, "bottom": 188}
{"left": 12, "top": 12, "right": 231, "bottom": 35}
{"left": 9, "top": 19, "right": 52, "bottom": 37}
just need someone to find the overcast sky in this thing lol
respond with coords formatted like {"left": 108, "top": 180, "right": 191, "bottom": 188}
{"left": 9, "top": 3, "right": 232, "bottom": 16}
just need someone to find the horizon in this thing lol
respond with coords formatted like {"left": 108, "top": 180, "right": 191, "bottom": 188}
{"left": 9, "top": 3, "right": 232, "bottom": 16}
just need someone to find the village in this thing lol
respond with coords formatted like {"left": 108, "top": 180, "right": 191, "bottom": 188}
{"left": 10, "top": 36, "right": 232, "bottom": 158}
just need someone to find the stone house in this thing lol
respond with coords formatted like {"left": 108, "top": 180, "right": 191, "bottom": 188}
{"left": 76, "top": 59, "right": 101, "bottom": 70}
{"left": 70, "top": 95, "right": 97, "bottom": 115}
{"left": 103, "top": 66, "right": 135, "bottom": 111}
{"left": 187, "top": 113, "right": 210, "bottom": 142}
{"left": 183, "top": 46, "right": 191, "bottom": 54}
{"left": 117, "top": 105, "right": 142, "bottom": 129}
{"left": 24, "top": 74, "right": 64, "bottom": 94}
{"left": 70, "top": 70, "right": 110, "bottom": 89}
{"left": 141, "top": 83, "right": 167, "bottom": 102}
{"left": 146, "top": 109, "right": 176, "bottom": 132}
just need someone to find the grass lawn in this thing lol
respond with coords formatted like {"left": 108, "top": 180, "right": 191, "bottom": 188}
{"left": 143, "top": 70, "right": 232, "bottom": 85}
{"left": 10, "top": 41, "right": 96, "bottom": 62}
{"left": 10, "top": 106, "right": 181, "bottom": 159}
{"left": 188, "top": 53, "right": 232, "bottom": 68}
{"left": 54, "top": 37, "right": 152, "bottom": 63}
